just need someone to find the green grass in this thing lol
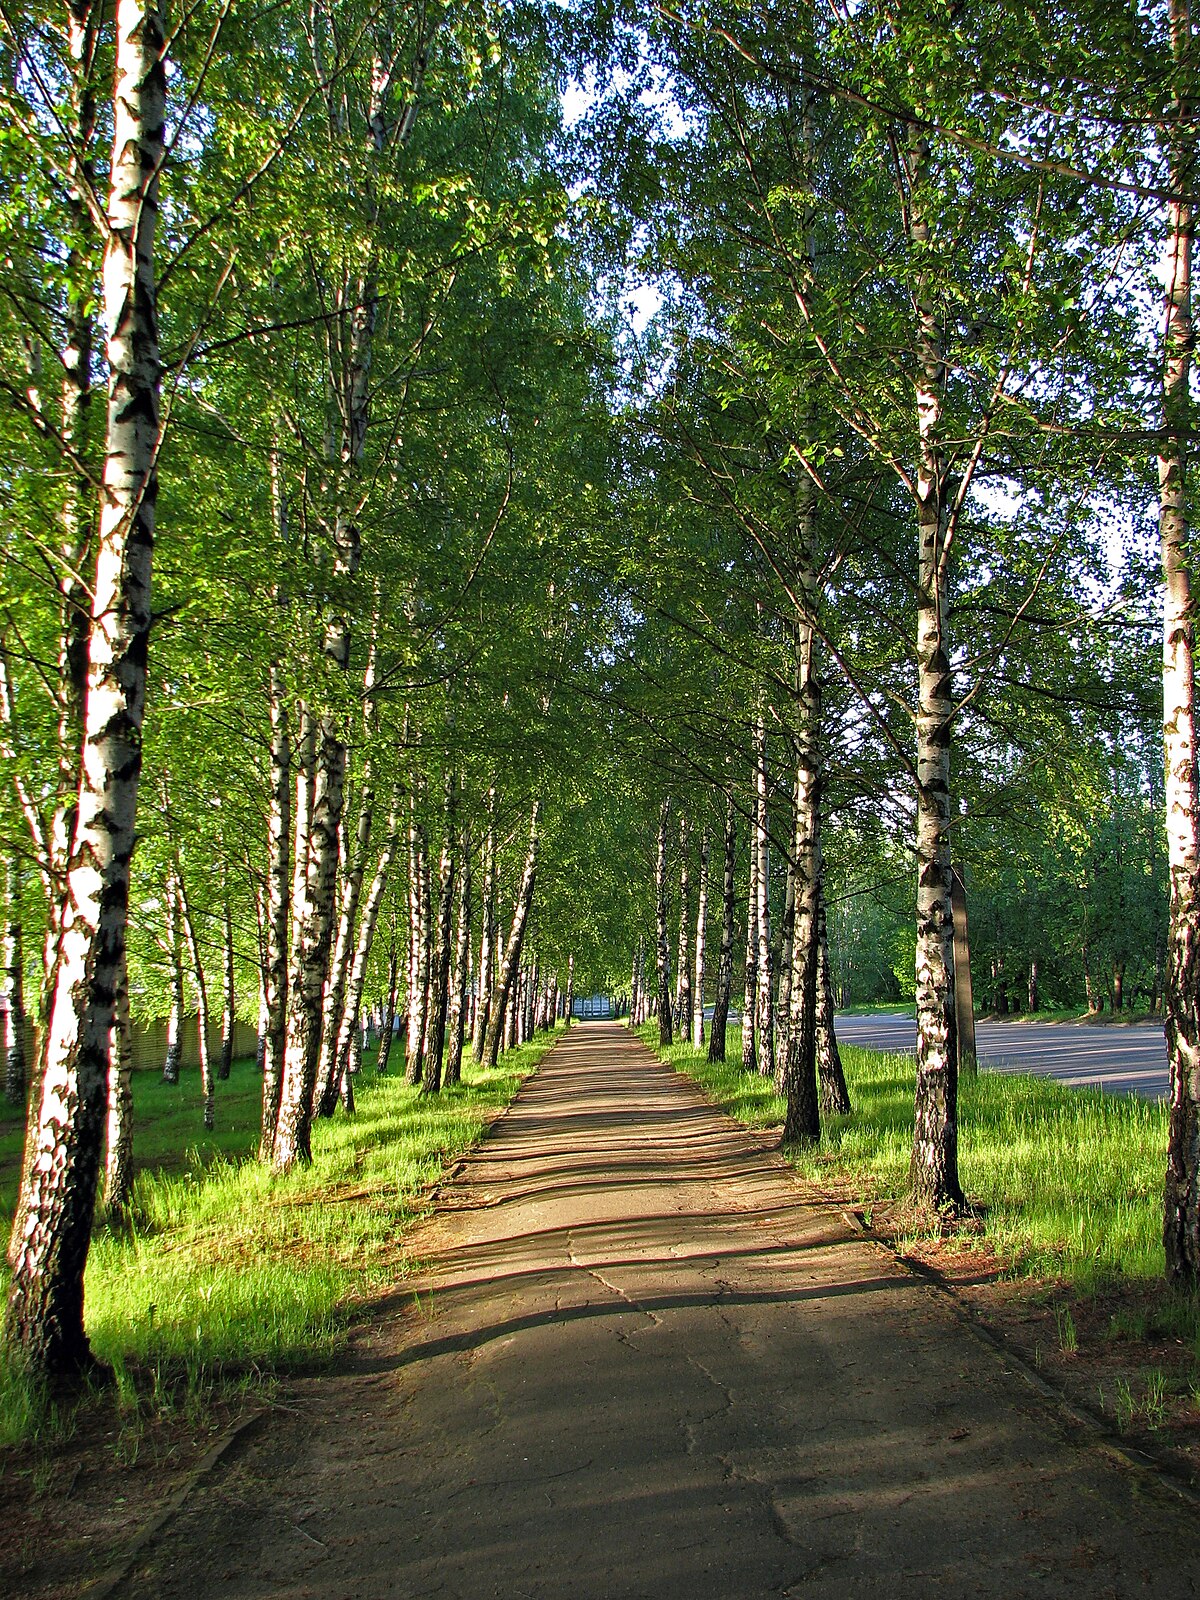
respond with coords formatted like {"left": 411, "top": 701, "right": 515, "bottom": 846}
{"left": 0, "top": 1031, "right": 559, "bottom": 1444}
{"left": 833, "top": 1001, "right": 914, "bottom": 1017}
{"left": 0, "top": 1052, "right": 267, "bottom": 1219}
{"left": 643, "top": 1023, "right": 1170, "bottom": 1288}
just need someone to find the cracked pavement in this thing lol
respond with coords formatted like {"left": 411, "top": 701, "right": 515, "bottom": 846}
{"left": 124, "top": 1024, "right": 1200, "bottom": 1599}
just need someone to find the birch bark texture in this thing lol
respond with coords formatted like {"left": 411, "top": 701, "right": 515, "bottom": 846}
{"left": 754, "top": 714, "right": 775, "bottom": 1080}
{"left": 472, "top": 795, "right": 497, "bottom": 1062}
{"left": 273, "top": 718, "right": 346, "bottom": 1171}
{"left": 1161, "top": 0, "right": 1200, "bottom": 1285}
{"left": 655, "top": 798, "right": 674, "bottom": 1048}
{"left": 162, "top": 873, "right": 185, "bottom": 1084}
{"left": 740, "top": 809, "right": 758, "bottom": 1073}
{"left": 692, "top": 826, "right": 709, "bottom": 1048}
{"left": 103, "top": 953, "right": 134, "bottom": 1219}
{"left": 483, "top": 800, "right": 541, "bottom": 1068}
{"left": 675, "top": 815, "right": 692, "bottom": 1041}
{"left": 3, "top": 857, "right": 27, "bottom": 1105}
{"left": 708, "top": 799, "right": 736, "bottom": 1063}
{"left": 6, "top": 0, "right": 166, "bottom": 1381}
{"left": 444, "top": 829, "right": 471, "bottom": 1087}
{"left": 780, "top": 598, "right": 821, "bottom": 1146}
{"left": 907, "top": 126, "right": 963, "bottom": 1213}
{"left": 259, "top": 673, "right": 291, "bottom": 1156}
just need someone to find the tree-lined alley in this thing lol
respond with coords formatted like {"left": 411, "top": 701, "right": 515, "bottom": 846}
{"left": 1, "top": 0, "right": 1197, "bottom": 1388}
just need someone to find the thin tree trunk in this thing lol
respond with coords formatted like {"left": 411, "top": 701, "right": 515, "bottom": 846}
{"left": 779, "top": 598, "right": 821, "bottom": 1147}
{"left": 162, "top": 873, "right": 185, "bottom": 1085}
{"left": 3, "top": 856, "right": 27, "bottom": 1105}
{"left": 816, "top": 879, "right": 851, "bottom": 1117}
{"left": 405, "top": 806, "right": 429, "bottom": 1086}
{"left": 423, "top": 776, "right": 458, "bottom": 1094}
{"left": 273, "top": 719, "right": 346, "bottom": 1170}
{"left": 951, "top": 868, "right": 977, "bottom": 1075}
{"left": 377, "top": 935, "right": 399, "bottom": 1075}
{"left": 484, "top": 801, "right": 541, "bottom": 1069}
{"left": 332, "top": 783, "right": 402, "bottom": 1104}
{"left": 754, "top": 713, "right": 775, "bottom": 1080}
{"left": 314, "top": 636, "right": 379, "bottom": 1118}
{"left": 218, "top": 889, "right": 235, "bottom": 1081}
{"left": 908, "top": 125, "right": 963, "bottom": 1212}
{"left": 104, "top": 951, "right": 134, "bottom": 1219}
{"left": 675, "top": 814, "right": 692, "bottom": 1041}
{"left": 529, "top": 972, "right": 540, "bottom": 1039}
{"left": 259, "top": 672, "right": 290, "bottom": 1156}
{"left": 178, "top": 869, "right": 215, "bottom": 1133}
{"left": 1162, "top": 0, "right": 1200, "bottom": 1284}
{"left": 655, "top": 798, "right": 674, "bottom": 1048}
{"left": 472, "top": 791, "right": 497, "bottom": 1062}
{"left": 564, "top": 952, "right": 575, "bottom": 1030}
{"left": 708, "top": 799, "right": 736, "bottom": 1063}
{"left": 445, "top": 829, "right": 472, "bottom": 1087}
{"left": 693, "top": 826, "right": 709, "bottom": 1048}
{"left": 742, "top": 795, "right": 758, "bottom": 1074}
{"left": 775, "top": 851, "right": 796, "bottom": 1069}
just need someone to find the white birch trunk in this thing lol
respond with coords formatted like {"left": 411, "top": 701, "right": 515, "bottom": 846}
{"left": 907, "top": 127, "right": 963, "bottom": 1212}
{"left": 179, "top": 871, "right": 215, "bottom": 1133}
{"left": 754, "top": 714, "right": 774, "bottom": 1080}
{"left": 655, "top": 798, "right": 674, "bottom": 1048}
{"left": 5, "top": 0, "right": 165, "bottom": 1381}
{"left": 333, "top": 783, "right": 403, "bottom": 1101}
{"left": 445, "top": 829, "right": 471, "bottom": 1087}
{"left": 692, "top": 827, "right": 709, "bottom": 1048}
{"left": 273, "top": 718, "right": 345, "bottom": 1170}
{"left": 1161, "top": 0, "right": 1200, "bottom": 1283}
{"left": 708, "top": 799, "right": 736, "bottom": 1063}
{"left": 741, "top": 814, "right": 758, "bottom": 1074}
{"left": 816, "top": 878, "right": 851, "bottom": 1117}
{"left": 472, "top": 794, "right": 497, "bottom": 1062}
{"left": 162, "top": 873, "right": 185, "bottom": 1084}
{"left": 484, "top": 800, "right": 541, "bottom": 1068}
{"left": 218, "top": 890, "right": 235, "bottom": 1081}
{"left": 259, "top": 671, "right": 290, "bottom": 1156}
{"left": 405, "top": 804, "right": 429, "bottom": 1085}
{"left": 3, "top": 855, "right": 27, "bottom": 1105}
{"left": 423, "top": 775, "right": 458, "bottom": 1093}
{"left": 675, "top": 815, "right": 693, "bottom": 1043}
{"left": 103, "top": 951, "right": 134, "bottom": 1218}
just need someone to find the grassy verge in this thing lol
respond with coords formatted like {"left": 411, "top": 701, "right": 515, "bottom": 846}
{"left": 832, "top": 1001, "right": 914, "bottom": 1017}
{"left": 0, "top": 1029, "right": 560, "bottom": 1445}
{"left": 641, "top": 1023, "right": 1168, "bottom": 1287}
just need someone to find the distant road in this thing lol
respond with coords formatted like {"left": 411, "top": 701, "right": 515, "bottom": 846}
{"left": 833, "top": 1011, "right": 1170, "bottom": 1101}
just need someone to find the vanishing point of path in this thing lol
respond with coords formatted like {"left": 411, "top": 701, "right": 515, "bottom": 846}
{"left": 123, "top": 1025, "right": 1199, "bottom": 1599}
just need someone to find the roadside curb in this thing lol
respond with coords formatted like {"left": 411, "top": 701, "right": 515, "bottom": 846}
{"left": 78, "top": 1406, "right": 269, "bottom": 1600}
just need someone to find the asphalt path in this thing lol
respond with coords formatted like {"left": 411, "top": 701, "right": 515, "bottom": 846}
{"left": 121, "top": 1024, "right": 1200, "bottom": 1600}
{"left": 834, "top": 1011, "right": 1170, "bottom": 1100}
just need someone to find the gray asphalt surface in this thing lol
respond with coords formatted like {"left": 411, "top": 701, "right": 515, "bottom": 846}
{"left": 835, "top": 1011, "right": 1170, "bottom": 1100}
{"left": 121, "top": 1025, "right": 1200, "bottom": 1600}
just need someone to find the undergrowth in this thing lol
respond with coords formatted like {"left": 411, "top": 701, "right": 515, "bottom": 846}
{"left": 643, "top": 1023, "right": 1168, "bottom": 1288}
{"left": 0, "top": 1030, "right": 558, "bottom": 1446}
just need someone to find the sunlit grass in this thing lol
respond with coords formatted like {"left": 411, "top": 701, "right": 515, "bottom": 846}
{"left": 643, "top": 1023, "right": 1169, "bottom": 1287}
{"left": 1, "top": 1031, "right": 559, "bottom": 1443}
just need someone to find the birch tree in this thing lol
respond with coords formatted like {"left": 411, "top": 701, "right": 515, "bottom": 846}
{"left": 6, "top": 0, "right": 167, "bottom": 1383}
